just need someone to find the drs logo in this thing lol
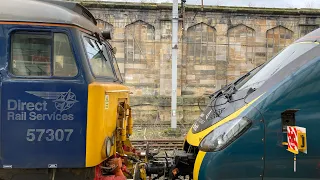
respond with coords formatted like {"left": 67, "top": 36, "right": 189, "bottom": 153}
{"left": 287, "top": 126, "right": 298, "bottom": 154}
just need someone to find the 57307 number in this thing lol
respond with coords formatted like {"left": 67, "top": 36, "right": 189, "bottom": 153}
{"left": 26, "top": 129, "right": 73, "bottom": 142}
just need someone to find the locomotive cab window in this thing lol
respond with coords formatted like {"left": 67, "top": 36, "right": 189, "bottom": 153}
{"left": 82, "top": 36, "right": 116, "bottom": 79}
{"left": 10, "top": 32, "right": 78, "bottom": 77}
{"left": 107, "top": 45, "right": 123, "bottom": 83}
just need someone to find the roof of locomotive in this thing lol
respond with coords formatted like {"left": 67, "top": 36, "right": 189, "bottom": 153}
{"left": 0, "top": 0, "right": 100, "bottom": 33}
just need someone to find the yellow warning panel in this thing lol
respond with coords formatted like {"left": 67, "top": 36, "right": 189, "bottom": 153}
{"left": 297, "top": 127, "right": 307, "bottom": 154}
{"left": 286, "top": 126, "right": 307, "bottom": 155}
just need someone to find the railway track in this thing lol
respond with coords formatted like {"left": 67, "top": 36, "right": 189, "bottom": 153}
{"left": 131, "top": 139, "right": 184, "bottom": 151}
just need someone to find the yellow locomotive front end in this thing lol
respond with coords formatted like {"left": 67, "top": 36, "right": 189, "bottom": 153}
{"left": 86, "top": 83, "right": 134, "bottom": 167}
{"left": 86, "top": 83, "right": 132, "bottom": 165}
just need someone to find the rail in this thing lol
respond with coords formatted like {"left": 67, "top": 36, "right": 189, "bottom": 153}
{"left": 131, "top": 139, "right": 184, "bottom": 151}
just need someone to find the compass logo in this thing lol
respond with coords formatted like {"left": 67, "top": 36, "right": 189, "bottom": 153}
{"left": 53, "top": 90, "right": 78, "bottom": 112}
{"left": 26, "top": 89, "right": 78, "bottom": 113}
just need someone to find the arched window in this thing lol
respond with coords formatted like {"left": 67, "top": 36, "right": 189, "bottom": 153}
{"left": 124, "top": 20, "right": 156, "bottom": 95}
{"left": 299, "top": 25, "right": 318, "bottom": 37}
{"left": 187, "top": 23, "right": 216, "bottom": 64}
{"left": 266, "top": 25, "right": 293, "bottom": 60}
{"left": 184, "top": 23, "right": 216, "bottom": 96}
{"left": 125, "top": 20, "right": 155, "bottom": 63}
{"left": 227, "top": 24, "right": 255, "bottom": 83}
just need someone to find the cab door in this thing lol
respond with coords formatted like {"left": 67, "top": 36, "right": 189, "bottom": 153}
{"left": 0, "top": 27, "right": 88, "bottom": 168}
{"left": 262, "top": 63, "right": 320, "bottom": 180}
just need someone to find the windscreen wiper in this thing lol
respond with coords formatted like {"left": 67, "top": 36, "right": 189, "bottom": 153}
{"left": 208, "top": 63, "right": 265, "bottom": 117}
{"left": 223, "top": 63, "right": 265, "bottom": 101}
{"left": 209, "top": 64, "right": 264, "bottom": 117}
{"left": 221, "top": 75, "right": 246, "bottom": 102}
{"left": 209, "top": 83, "right": 232, "bottom": 99}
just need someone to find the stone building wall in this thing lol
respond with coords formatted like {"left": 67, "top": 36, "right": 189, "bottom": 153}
{"left": 83, "top": 2, "right": 320, "bottom": 139}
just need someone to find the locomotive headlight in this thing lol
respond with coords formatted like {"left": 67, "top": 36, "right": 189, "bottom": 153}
{"left": 103, "top": 131, "right": 115, "bottom": 157}
{"left": 105, "top": 137, "right": 112, "bottom": 157}
{"left": 199, "top": 117, "right": 252, "bottom": 152}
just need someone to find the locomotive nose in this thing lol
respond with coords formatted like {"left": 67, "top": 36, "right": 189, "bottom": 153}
{"left": 181, "top": 137, "right": 206, "bottom": 180}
